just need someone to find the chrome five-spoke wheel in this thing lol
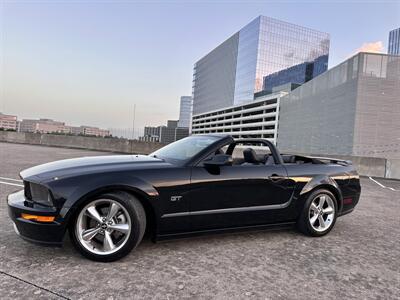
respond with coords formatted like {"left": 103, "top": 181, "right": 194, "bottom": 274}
{"left": 308, "top": 194, "right": 335, "bottom": 232}
{"left": 297, "top": 189, "right": 337, "bottom": 237}
{"left": 76, "top": 199, "right": 132, "bottom": 256}
{"left": 71, "top": 192, "right": 146, "bottom": 262}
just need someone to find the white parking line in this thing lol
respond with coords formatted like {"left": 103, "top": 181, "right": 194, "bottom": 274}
{"left": 0, "top": 176, "right": 23, "bottom": 183}
{"left": 0, "top": 181, "right": 24, "bottom": 187}
{"left": 369, "top": 177, "right": 398, "bottom": 192}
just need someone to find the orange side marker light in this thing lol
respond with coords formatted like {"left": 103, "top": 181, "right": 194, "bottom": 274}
{"left": 21, "top": 213, "right": 55, "bottom": 222}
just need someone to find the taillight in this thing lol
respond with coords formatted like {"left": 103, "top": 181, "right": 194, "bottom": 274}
{"left": 343, "top": 198, "right": 353, "bottom": 205}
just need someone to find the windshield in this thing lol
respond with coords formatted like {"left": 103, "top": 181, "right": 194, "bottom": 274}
{"left": 150, "top": 135, "right": 221, "bottom": 164}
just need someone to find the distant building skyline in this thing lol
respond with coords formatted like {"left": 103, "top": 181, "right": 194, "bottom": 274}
{"left": 139, "top": 119, "right": 189, "bottom": 144}
{"left": 19, "top": 118, "right": 110, "bottom": 137}
{"left": 388, "top": 27, "right": 400, "bottom": 55}
{"left": 0, "top": 113, "right": 111, "bottom": 137}
{"left": 192, "top": 16, "right": 330, "bottom": 115}
{"left": 1, "top": 2, "right": 397, "bottom": 132}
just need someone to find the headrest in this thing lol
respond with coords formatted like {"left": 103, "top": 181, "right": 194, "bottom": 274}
{"left": 243, "top": 148, "right": 260, "bottom": 164}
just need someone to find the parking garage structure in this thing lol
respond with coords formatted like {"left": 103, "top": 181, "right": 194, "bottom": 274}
{"left": 191, "top": 92, "right": 286, "bottom": 143}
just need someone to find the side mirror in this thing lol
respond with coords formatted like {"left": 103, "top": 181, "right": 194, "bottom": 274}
{"left": 204, "top": 154, "right": 233, "bottom": 168}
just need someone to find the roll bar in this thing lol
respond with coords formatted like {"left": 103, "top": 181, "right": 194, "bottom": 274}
{"left": 227, "top": 138, "right": 284, "bottom": 165}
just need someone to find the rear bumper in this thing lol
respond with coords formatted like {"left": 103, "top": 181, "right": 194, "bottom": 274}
{"left": 7, "top": 190, "right": 66, "bottom": 246}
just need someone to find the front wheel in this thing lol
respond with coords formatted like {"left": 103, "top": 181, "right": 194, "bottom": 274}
{"left": 297, "top": 189, "right": 337, "bottom": 237}
{"left": 69, "top": 191, "right": 146, "bottom": 262}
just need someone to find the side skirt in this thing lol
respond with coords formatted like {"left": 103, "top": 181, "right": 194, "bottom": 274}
{"left": 155, "top": 221, "right": 296, "bottom": 242}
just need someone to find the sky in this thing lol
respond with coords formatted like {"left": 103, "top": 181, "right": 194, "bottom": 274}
{"left": 0, "top": 0, "right": 399, "bottom": 137}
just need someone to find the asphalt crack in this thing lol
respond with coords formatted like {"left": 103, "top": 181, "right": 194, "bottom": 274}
{"left": 0, "top": 270, "right": 70, "bottom": 299}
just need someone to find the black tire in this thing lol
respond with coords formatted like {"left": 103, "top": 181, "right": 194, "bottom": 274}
{"left": 69, "top": 191, "right": 146, "bottom": 262}
{"left": 297, "top": 189, "right": 338, "bottom": 237}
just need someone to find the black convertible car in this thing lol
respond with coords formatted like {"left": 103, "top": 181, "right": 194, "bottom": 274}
{"left": 8, "top": 135, "right": 361, "bottom": 261}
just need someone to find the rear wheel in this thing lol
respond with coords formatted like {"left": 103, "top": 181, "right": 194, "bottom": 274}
{"left": 297, "top": 189, "right": 337, "bottom": 237}
{"left": 70, "top": 191, "right": 146, "bottom": 262}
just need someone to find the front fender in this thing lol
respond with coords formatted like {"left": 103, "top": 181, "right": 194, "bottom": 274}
{"left": 47, "top": 172, "right": 160, "bottom": 217}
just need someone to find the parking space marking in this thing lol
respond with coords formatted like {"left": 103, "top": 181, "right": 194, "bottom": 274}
{"left": 0, "top": 176, "right": 23, "bottom": 182}
{"left": 0, "top": 181, "right": 24, "bottom": 187}
{"left": 0, "top": 270, "right": 70, "bottom": 299}
{"left": 369, "top": 177, "right": 398, "bottom": 192}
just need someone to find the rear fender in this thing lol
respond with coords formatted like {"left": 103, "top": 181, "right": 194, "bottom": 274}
{"left": 300, "top": 175, "right": 343, "bottom": 211}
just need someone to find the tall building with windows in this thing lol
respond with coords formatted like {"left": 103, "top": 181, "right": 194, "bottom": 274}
{"left": 192, "top": 16, "right": 330, "bottom": 115}
{"left": 388, "top": 27, "right": 400, "bottom": 55}
{"left": 177, "top": 96, "right": 192, "bottom": 128}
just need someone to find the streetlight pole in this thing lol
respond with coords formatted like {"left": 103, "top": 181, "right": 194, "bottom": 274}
{"left": 132, "top": 104, "right": 136, "bottom": 140}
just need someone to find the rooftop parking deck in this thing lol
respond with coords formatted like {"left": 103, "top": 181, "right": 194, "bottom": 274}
{"left": 0, "top": 142, "right": 399, "bottom": 299}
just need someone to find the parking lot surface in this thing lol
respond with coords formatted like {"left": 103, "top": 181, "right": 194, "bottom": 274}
{"left": 0, "top": 142, "right": 399, "bottom": 299}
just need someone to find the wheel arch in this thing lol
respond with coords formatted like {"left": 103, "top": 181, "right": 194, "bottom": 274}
{"left": 300, "top": 182, "right": 343, "bottom": 212}
{"left": 65, "top": 185, "right": 159, "bottom": 240}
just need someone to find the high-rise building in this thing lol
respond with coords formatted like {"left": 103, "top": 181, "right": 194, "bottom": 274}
{"left": 192, "top": 16, "right": 330, "bottom": 115}
{"left": 277, "top": 52, "right": 400, "bottom": 159}
{"left": 388, "top": 27, "right": 400, "bottom": 55}
{"left": 177, "top": 96, "right": 192, "bottom": 128}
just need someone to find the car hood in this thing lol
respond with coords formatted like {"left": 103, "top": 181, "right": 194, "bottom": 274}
{"left": 20, "top": 155, "right": 169, "bottom": 182}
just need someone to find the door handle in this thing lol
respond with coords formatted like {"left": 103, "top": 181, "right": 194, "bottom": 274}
{"left": 268, "top": 174, "right": 284, "bottom": 182}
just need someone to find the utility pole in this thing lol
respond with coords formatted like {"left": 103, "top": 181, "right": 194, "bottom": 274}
{"left": 132, "top": 104, "right": 136, "bottom": 140}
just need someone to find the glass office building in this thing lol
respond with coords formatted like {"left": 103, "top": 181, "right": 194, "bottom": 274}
{"left": 192, "top": 16, "right": 330, "bottom": 115}
{"left": 388, "top": 27, "right": 400, "bottom": 55}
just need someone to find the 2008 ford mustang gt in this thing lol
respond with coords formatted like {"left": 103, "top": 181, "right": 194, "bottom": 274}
{"left": 8, "top": 135, "right": 361, "bottom": 261}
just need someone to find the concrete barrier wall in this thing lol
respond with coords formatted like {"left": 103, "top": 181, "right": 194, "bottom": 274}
{"left": 0, "top": 131, "right": 398, "bottom": 179}
{"left": 0, "top": 131, "right": 164, "bottom": 154}
{"left": 385, "top": 159, "right": 400, "bottom": 179}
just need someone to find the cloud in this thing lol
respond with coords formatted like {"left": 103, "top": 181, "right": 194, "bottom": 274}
{"left": 349, "top": 41, "right": 384, "bottom": 57}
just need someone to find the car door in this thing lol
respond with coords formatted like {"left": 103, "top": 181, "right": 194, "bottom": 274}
{"left": 188, "top": 161, "right": 294, "bottom": 231}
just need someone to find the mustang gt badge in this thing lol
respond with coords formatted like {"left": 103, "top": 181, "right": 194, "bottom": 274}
{"left": 170, "top": 195, "right": 182, "bottom": 202}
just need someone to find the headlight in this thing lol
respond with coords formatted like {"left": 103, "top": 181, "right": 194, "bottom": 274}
{"left": 25, "top": 182, "right": 54, "bottom": 207}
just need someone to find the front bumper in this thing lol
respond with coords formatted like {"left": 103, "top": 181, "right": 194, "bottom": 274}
{"left": 7, "top": 190, "right": 66, "bottom": 246}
